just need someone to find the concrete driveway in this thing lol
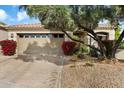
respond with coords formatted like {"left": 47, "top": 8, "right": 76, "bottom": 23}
{"left": 0, "top": 54, "right": 64, "bottom": 88}
{"left": 116, "top": 49, "right": 124, "bottom": 61}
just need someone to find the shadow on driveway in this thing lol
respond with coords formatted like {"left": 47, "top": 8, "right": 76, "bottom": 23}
{"left": 15, "top": 54, "right": 69, "bottom": 66}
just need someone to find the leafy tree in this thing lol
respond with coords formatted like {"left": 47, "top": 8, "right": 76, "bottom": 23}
{"left": 115, "top": 24, "right": 121, "bottom": 40}
{"left": 19, "top": 5, "right": 124, "bottom": 60}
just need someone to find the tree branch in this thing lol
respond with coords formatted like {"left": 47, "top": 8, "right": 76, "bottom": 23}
{"left": 61, "top": 29, "right": 101, "bottom": 52}
{"left": 77, "top": 24, "right": 107, "bottom": 57}
{"left": 87, "top": 33, "right": 97, "bottom": 41}
{"left": 112, "top": 30, "right": 124, "bottom": 57}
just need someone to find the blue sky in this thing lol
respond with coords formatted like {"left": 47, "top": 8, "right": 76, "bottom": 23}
{"left": 0, "top": 5, "right": 40, "bottom": 25}
{"left": 0, "top": 5, "right": 124, "bottom": 30}
{"left": 0, "top": 5, "right": 112, "bottom": 26}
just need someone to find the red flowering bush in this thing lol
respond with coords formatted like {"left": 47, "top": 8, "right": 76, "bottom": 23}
{"left": 61, "top": 41, "right": 76, "bottom": 55}
{"left": 0, "top": 40, "right": 17, "bottom": 56}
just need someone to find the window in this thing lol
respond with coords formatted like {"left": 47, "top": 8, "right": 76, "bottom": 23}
{"left": 45, "top": 34, "right": 51, "bottom": 38}
{"left": 96, "top": 32, "right": 109, "bottom": 40}
{"left": 42, "top": 35, "right": 46, "bottom": 38}
{"left": 25, "top": 35, "right": 29, "bottom": 38}
{"left": 59, "top": 34, "right": 64, "bottom": 38}
{"left": 30, "top": 35, "right": 35, "bottom": 38}
{"left": 53, "top": 34, "right": 58, "bottom": 38}
{"left": 11, "top": 33, "right": 14, "bottom": 38}
{"left": 48, "top": 34, "right": 52, "bottom": 38}
{"left": 19, "top": 35, "right": 24, "bottom": 38}
{"left": 52, "top": 34, "right": 64, "bottom": 38}
{"left": 98, "top": 35, "right": 107, "bottom": 41}
{"left": 36, "top": 35, "right": 41, "bottom": 38}
{"left": 19, "top": 34, "right": 52, "bottom": 38}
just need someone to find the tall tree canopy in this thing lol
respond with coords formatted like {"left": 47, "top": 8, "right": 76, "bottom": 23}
{"left": 20, "top": 5, "right": 124, "bottom": 59}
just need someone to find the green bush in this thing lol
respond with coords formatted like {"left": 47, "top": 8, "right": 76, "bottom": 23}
{"left": 119, "top": 42, "right": 124, "bottom": 49}
{"left": 81, "top": 45, "right": 89, "bottom": 53}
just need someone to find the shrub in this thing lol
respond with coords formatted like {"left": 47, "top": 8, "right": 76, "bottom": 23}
{"left": 61, "top": 41, "right": 76, "bottom": 55}
{"left": 0, "top": 40, "right": 17, "bottom": 56}
{"left": 119, "top": 42, "right": 124, "bottom": 49}
{"left": 90, "top": 48, "right": 100, "bottom": 57}
{"left": 81, "top": 44, "right": 88, "bottom": 53}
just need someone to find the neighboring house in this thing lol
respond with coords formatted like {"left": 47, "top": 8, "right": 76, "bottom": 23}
{"left": 0, "top": 23, "right": 115, "bottom": 55}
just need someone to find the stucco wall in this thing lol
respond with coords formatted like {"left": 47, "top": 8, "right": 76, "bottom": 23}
{"left": 0, "top": 30, "right": 8, "bottom": 55}
{"left": 0, "top": 30, "right": 8, "bottom": 41}
{"left": 8, "top": 30, "right": 72, "bottom": 41}
{"left": 88, "top": 29, "right": 115, "bottom": 47}
{"left": 8, "top": 30, "right": 72, "bottom": 55}
{"left": 8, "top": 29, "right": 115, "bottom": 55}
{"left": 94, "top": 29, "right": 115, "bottom": 40}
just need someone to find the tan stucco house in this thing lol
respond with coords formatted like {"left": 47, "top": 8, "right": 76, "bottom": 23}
{"left": 0, "top": 23, "right": 115, "bottom": 55}
{"left": 6, "top": 23, "right": 69, "bottom": 55}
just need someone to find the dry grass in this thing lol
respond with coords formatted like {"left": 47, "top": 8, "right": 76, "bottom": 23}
{"left": 61, "top": 61, "right": 124, "bottom": 88}
{"left": 84, "top": 62, "right": 94, "bottom": 67}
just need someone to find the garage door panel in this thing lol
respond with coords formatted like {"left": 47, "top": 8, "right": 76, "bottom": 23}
{"left": 17, "top": 36, "right": 64, "bottom": 55}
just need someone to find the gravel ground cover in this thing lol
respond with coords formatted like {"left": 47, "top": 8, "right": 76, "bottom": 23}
{"left": 61, "top": 60, "right": 124, "bottom": 88}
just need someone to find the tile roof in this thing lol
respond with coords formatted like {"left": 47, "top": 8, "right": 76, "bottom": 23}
{"left": 0, "top": 25, "right": 7, "bottom": 30}
{"left": 1, "top": 23, "right": 114, "bottom": 31}
{"left": 96, "top": 24, "right": 114, "bottom": 30}
{"left": 6, "top": 23, "right": 49, "bottom": 31}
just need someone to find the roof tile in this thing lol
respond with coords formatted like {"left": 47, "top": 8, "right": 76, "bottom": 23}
{"left": 1, "top": 23, "right": 114, "bottom": 31}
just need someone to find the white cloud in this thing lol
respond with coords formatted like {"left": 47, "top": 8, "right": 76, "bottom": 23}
{"left": 17, "top": 11, "right": 29, "bottom": 21}
{"left": 0, "top": 9, "right": 8, "bottom": 21}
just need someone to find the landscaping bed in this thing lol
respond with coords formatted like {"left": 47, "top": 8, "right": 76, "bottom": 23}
{"left": 61, "top": 56, "right": 124, "bottom": 88}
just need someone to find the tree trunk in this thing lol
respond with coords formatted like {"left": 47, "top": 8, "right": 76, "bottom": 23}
{"left": 102, "top": 40, "right": 115, "bottom": 59}
{"left": 60, "top": 26, "right": 124, "bottom": 60}
{"left": 111, "top": 30, "right": 124, "bottom": 58}
{"left": 78, "top": 25, "right": 107, "bottom": 58}
{"left": 61, "top": 29, "right": 101, "bottom": 53}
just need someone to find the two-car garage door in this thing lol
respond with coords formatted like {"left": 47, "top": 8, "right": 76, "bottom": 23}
{"left": 17, "top": 33, "right": 64, "bottom": 55}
